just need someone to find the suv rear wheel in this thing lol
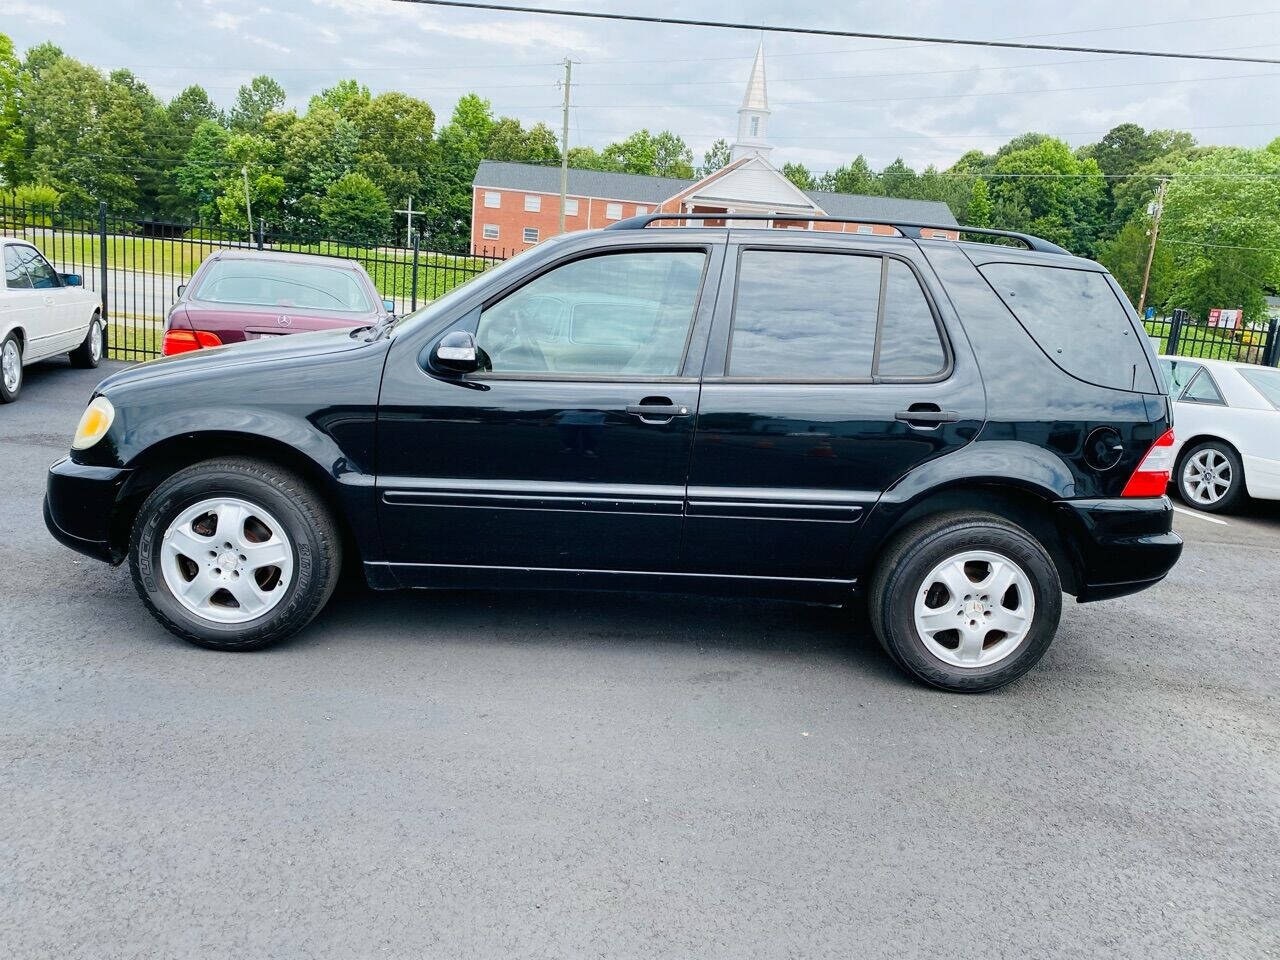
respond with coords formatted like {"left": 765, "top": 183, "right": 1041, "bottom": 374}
{"left": 869, "top": 512, "right": 1062, "bottom": 692}
{"left": 129, "top": 457, "right": 341, "bottom": 650}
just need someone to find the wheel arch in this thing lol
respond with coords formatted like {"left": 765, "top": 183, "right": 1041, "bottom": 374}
{"left": 109, "top": 431, "right": 369, "bottom": 570}
{"left": 862, "top": 479, "right": 1082, "bottom": 597}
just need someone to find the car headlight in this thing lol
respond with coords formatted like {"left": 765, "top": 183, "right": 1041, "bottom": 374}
{"left": 72, "top": 396, "right": 115, "bottom": 450}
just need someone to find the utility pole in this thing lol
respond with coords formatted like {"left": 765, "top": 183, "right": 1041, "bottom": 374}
{"left": 1137, "top": 178, "right": 1167, "bottom": 318}
{"left": 395, "top": 196, "right": 416, "bottom": 249}
{"left": 558, "top": 58, "right": 575, "bottom": 234}
{"left": 241, "top": 165, "right": 254, "bottom": 245}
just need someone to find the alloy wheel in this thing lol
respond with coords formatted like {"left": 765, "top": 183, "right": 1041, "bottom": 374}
{"left": 1181, "top": 448, "right": 1232, "bottom": 506}
{"left": 89, "top": 320, "right": 103, "bottom": 363}
{"left": 2, "top": 339, "right": 20, "bottom": 394}
{"left": 160, "top": 497, "right": 294, "bottom": 624}
{"left": 913, "top": 550, "right": 1036, "bottom": 668}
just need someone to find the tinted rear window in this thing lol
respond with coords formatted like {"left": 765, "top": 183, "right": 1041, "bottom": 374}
{"left": 195, "top": 259, "right": 373, "bottom": 312}
{"left": 980, "top": 263, "right": 1155, "bottom": 392}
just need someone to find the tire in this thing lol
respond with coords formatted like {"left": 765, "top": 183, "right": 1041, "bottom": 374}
{"left": 0, "top": 332, "right": 22, "bottom": 403}
{"left": 129, "top": 457, "right": 341, "bottom": 651}
{"left": 869, "top": 512, "right": 1062, "bottom": 693}
{"left": 69, "top": 314, "right": 104, "bottom": 368}
{"left": 1176, "top": 440, "right": 1245, "bottom": 514}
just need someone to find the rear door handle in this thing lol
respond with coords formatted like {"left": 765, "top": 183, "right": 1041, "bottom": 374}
{"left": 626, "top": 397, "right": 692, "bottom": 423}
{"left": 895, "top": 405, "right": 961, "bottom": 428}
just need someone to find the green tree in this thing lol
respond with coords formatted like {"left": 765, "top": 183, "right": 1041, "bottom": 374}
{"left": 1159, "top": 146, "right": 1280, "bottom": 324}
{"left": 700, "top": 138, "right": 731, "bottom": 177}
{"left": 782, "top": 161, "right": 814, "bottom": 190}
{"left": 230, "top": 75, "right": 285, "bottom": 132}
{"left": 1097, "top": 217, "right": 1173, "bottom": 310}
{"left": 819, "top": 155, "right": 880, "bottom": 195}
{"left": 0, "top": 33, "right": 24, "bottom": 186}
{"left": 967, "top": 177, "right": 992, "bottom": 227}
{"left": 320, "top": 171, "right": 389, "bottom": 245}
{"left": 175, "top": 119, "right": 231, "bottom": 220}
{"left": 309, "top": 79, "right": 369, "bottom": 115}
{"left": 423, "top": 94, "right": 494, "bottom": 251}
{"left": 989, "top": 137, "right": 1106, "bottom": 255}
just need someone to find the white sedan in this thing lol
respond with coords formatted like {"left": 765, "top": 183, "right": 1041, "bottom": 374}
{"left": 1158, "top": 355, "right": 1280, "bottom": 512}
{"left": 2, "top": 237, "right": 106, "bottom": 403}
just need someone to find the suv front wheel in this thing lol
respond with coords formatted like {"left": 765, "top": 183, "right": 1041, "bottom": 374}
{"left": 129, "top": 457, "right": 341, "bottom": 650}
{"left": 869, "top": 512, "right": 1062, "bottom": 692}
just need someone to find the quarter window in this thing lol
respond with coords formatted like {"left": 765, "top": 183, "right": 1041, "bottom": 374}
{"left": 4, "top": 246, "right": 31, "bottom": 289}
{"left": 475, "top": 250, "right": 706, "bottom": 377}
{"left": 727, "top": 250, "right": 946, "bottom": 380}
{"left": 1183, "top": 369, "right": 1225, "bottom": 404}
{"left": 980, "top": 263, "right": 1156, "bottom": 392}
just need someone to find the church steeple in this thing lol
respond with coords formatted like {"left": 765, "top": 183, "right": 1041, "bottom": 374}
{"left": 731, "top": 40, "right": 772, "bottom": 161}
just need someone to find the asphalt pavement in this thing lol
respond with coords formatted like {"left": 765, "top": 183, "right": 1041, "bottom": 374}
{"left": 2, "top": 358, "right": 1277, "bottom": 959}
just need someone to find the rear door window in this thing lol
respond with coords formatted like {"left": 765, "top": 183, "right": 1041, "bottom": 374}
{"left": 979, "top": 263, "right": 1156, "bottom": 392}
{"left": 726, "top": 250, "right": 948, "bottom": 380}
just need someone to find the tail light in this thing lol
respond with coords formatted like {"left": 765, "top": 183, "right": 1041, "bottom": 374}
{"left": 162, "top": 329, "right": 222, "bottom": 356}
{"left": 1122, "top": 429, "right": 1175, "bottom": 497}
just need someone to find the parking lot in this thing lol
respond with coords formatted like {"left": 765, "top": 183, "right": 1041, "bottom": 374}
{"left": 3, "top": 359, "right": 1277, "bottom": 958}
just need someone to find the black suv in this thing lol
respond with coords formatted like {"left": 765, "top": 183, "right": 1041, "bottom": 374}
{"left": 45, "top": 215, "right": 1182, "bottom": 691}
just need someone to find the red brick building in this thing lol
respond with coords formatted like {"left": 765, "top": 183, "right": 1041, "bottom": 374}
{"left": 470, "top": 43, "right": 958, "bottom": 254}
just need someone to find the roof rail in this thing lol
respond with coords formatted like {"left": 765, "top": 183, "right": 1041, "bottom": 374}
{"left": 604, "top": 212, "right": 1071, "bottom": 256}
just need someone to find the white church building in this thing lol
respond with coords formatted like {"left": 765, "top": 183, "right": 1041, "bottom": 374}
{"left": 469, "top": 43, "right": 958, "bottom": 253}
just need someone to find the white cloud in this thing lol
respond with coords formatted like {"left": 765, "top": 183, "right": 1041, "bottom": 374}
{"left": 9, "top": 1, "right": 66, "bottom": 25}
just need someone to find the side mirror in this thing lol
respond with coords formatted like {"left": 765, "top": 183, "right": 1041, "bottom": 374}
{"left": 60, "top": 273, "right": 82, "bottom": 287}
{"left": 431, "top": 330, "right": 480, "bottom": 374}
{"left": 176, "top": 284, "right": 188, "bottom": 298}
{"left": 382, "top": 299, "right": 396, "bottom": 315}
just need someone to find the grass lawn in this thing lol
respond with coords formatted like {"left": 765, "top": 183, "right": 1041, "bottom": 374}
{"left": 105, "top": 323, "right": 161, "bottom": 361}
{"left": 1143, "top": 318, "right": 1268, "bottom": 362}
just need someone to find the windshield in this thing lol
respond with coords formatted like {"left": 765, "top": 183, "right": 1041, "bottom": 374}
{"left": 1240, "top": 368, "right": 1280, "bottom": 409}
{"left": 194, "top": 259, "right": 373, "bottom": 312}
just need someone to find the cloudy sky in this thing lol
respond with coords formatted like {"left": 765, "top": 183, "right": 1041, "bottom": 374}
{"left": 9, "top": 0, "right": 1280, "bottom": 172}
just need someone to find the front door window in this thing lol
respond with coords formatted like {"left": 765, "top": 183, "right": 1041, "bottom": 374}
{"left": 475, "top": 251, "right": 706, "bottom": 377}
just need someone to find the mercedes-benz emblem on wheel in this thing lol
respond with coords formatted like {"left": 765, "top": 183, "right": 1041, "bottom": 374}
{"left": 276, "top": 315, "right": 292, "bottom": 327}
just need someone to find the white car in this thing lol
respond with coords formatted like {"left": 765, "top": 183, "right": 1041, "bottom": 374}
{"left": 2, "top": 237, "right": 106, "bottom": 403}
{"left": 1158, "top": 355, "right": 1280, "bottom": 512}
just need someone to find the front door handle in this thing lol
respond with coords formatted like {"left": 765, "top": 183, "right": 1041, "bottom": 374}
{"left": 895, "top": 404, "right": 961, "bottom": 428}
{"left": 626, "top": 397, "right": 691, "bottom": 424}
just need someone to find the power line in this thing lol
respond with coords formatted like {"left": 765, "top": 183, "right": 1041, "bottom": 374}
{"left": 387, "top": 1, "right": 1280, "bottom": 64}
{"left": 564, "top": 68, "right": 1280, "bottom": 109}
{"left": 1159, "top": 237, "right": 1280, "bottom": 252}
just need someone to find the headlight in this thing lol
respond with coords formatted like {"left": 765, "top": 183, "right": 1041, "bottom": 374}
{"left": 72, "top": 396, "right": 115, "bottom": 450}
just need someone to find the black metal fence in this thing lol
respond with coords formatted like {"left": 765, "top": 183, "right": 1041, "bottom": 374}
{"left": 0, "top": 200, "right": 510, "bottom": 362}
{"left": 1143, "top": 308, "right": 1280, "bottom": 367}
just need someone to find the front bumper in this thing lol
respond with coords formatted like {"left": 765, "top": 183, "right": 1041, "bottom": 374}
{"left": 44, "top": 457, "right": 132, "bottom": 563}
{"left": 1055, "top": 496, "right": 1183, "bottom": 602}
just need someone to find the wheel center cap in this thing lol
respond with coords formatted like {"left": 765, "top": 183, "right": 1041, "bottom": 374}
{"left": 964, "top": 599, "right": 985, "bottom": 618}
{"left": 218, "top": 551, "right": 239, "bottom": 571}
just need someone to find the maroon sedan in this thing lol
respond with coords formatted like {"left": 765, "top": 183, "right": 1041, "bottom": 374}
{"left": 162, "top": 249, "right": 393, "bottom": 355}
